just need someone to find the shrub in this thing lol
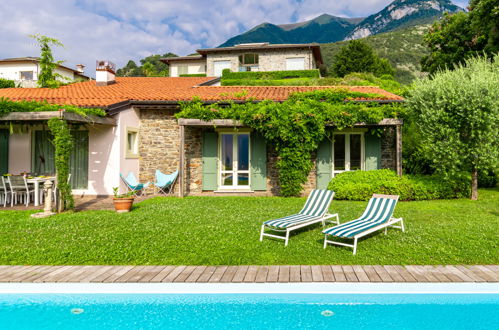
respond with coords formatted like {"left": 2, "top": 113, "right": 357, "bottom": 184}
{"left": 221, "top": 69, "right": 320, "bottom": 80}
{"left": 0, "top": 78, "right": 15, "bottom": 88}
{"left": 327, "top": 169, "right": 470, "bottom": 201}
{"left": 179, "top": 73, "right": 206, "bottom": 77}
{"left": 478, "top": 169, "right": 498, "bottom": 188}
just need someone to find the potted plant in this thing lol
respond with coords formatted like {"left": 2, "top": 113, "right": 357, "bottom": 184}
{"left": 112, "top": 187, "right": 135, "bottom": 213}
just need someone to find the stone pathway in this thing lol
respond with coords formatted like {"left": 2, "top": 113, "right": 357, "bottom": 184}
{"left": 0, "top": 265, "right": 497, "bottom": 283}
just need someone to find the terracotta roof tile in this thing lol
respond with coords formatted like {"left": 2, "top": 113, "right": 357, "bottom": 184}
{"left": 0, "top": 77, "right": 403, "bottom": 108}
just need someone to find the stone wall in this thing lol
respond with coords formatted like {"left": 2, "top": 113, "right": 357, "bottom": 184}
{"left": 381, "top": 126, "right": 397, "bottom": 171}
{"left": 206, "top": 48, "right": 315, "bottom": 76}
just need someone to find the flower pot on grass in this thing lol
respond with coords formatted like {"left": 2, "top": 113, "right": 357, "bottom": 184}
{"left": 113, "top": 187, "right": 135, "bottom": 213}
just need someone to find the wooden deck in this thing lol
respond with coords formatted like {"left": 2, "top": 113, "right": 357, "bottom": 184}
{"left": 0, "top": 265, "right": 497, "bottom": 283}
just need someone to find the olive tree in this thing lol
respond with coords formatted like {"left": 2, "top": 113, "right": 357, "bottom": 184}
{"left": 407, "top": 55, "right": 498, "bottom": 200}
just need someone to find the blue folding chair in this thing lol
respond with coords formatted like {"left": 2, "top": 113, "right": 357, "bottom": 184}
{"left": 154, "top": 169, "right": 178, "bottom": 195}
{"left": 120, "top": 172, "right": 150, "bottom": 196}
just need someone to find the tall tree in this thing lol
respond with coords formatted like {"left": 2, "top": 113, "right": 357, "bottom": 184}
{"left": 407, "top": 55, "right": 499, "bottom": 200}
{"left": 116, "top": 52, "right": 178, "bottom": 77}
{"left": 332, "top": 40, "right": 395, "bottom": 77}
{"left": 30, "top": 34, "right": 64, "bottom": 88}
{"left": 421, "top": 0, "right": 499, "bottom": 74}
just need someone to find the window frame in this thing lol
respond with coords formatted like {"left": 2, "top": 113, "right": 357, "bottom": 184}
{"left": 125, "top": 127, "right": 139, "bottom": 159}
{"left": 332, "top": 131, "right": 365, "bottom": 177}
{"left": 19, "top": 71, "right": 34, "bottom": 80}
{"left": 217, "top": 131, "right": 251, "bottom": 190}
{"left": 238, "top": 53, "right": 259, "bottom": 72}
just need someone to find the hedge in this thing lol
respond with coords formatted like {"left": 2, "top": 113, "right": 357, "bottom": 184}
{"left": 221, "top": 69, "right": 320, "bottom": 80}
{"left": 327, "top": 169, "right": 470, "bottom": 201}
{"left": 0, "top": 78, "right": 15, "bottom": 88}
{"left": 222, "top": 78, "right": 313, "bottom": 86}
{"left": 179, "top": 74, "right": 206, "bottom": 77}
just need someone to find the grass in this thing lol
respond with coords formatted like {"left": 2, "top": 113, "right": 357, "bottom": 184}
{"left": 0, "top": 188, "right": 497, "bottom": 265}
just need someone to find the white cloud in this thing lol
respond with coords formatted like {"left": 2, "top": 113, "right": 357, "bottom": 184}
{"left": 0, "top": 0, "right": 466, "bottom": 77}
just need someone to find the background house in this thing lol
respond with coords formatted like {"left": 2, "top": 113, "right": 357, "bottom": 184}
{"left": 0, "top": 66, "right": 402, "bottom": 197}
{"left": 0, "top": 57, "right": 89, "bottom": 87}
{"left": 163, "top": 43, "right": 323, "bottom": 77}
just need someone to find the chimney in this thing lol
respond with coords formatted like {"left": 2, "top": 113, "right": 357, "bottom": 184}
{"left": 75, "top": 64, "right": 85, "bottom": 74}
{"left": 95, "top": 60, "right": 116, "bottom": 86}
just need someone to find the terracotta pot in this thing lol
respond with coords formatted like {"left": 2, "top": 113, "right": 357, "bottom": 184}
{"left": 113, "top": 197, "right": 134, "bottom": 213}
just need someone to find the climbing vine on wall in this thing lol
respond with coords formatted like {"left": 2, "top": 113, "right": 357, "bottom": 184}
{"left": 177, "top": 89, "right": 404, "bottom": 196}
{"left": 47, "top": 118, "right": 74, "bottom": 212}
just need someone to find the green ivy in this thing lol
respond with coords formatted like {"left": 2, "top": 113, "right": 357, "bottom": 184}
{"left": 177, "top": 89, "right": 404, "bottom": 196}
{"left": 0, "top": 98, "right": 105, "bottom": 117}
{"left": 47, "top": 118, "right": 74, "bottom": 212}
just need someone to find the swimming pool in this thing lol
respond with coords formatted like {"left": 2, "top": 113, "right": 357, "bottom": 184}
{"left": 0, "top": 283, "right": 497, "bottom": 330}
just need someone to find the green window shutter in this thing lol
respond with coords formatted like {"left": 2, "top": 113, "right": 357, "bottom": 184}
{"left": 0, "top": 129, "right": 8, "bottom": 175}
{"left": 250, "top": 132, "right": 267, "bottom": 191}
{"left": 70, "top": 131, "right": 89, "bottom": 189}
{"left": 202, "top": 131, "right": 218, "bottom": 190}
{"left": 365, "top": 133, "right": 381, "bottom": 170}
{"left": 316, "top": 137, "right": 332, "bottom": 189}
{"left": 32, "top": 130, "right": 55, "bottom": 175}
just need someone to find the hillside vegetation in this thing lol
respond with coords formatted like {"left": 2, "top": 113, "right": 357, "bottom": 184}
{"left": 321, "top": 25, "right": 430, "bottom": 84}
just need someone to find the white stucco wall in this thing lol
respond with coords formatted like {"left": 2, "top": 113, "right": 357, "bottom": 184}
{"left": 206, "top": 48, "right": 316, "bottom": 76}
{"left": 169, "top": 60, "right": 206, "bottom": 77}
{"left": 0, "top": 62, "right": 76, "bottom": 86}
{"left": 117, "top": 107, "right": 140, "bottom": 194}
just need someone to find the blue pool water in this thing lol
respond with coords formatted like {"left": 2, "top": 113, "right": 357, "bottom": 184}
{"left": 0, "top": 293, "right": 497, "bottom": 329}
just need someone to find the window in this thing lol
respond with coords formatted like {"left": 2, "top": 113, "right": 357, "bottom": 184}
{"left": 219, "top": 132, "right": 250, "bottom": 189}
{"left": 285, "top": 57, "right": 305, "bottom": 70}
{"left": 20, "top": 71, "right": 34, "bottom": 80}
{"left": 238, "top": 53, "right": 259, "bottom": 71}
{"left": 126, "top": 128, "right": 139, "bottom": 158}
{"left": 177, "top": 65, "right": 188, "bottom": 76}
{"left": 332, "top": 132, "right": 364, "bottom": 176}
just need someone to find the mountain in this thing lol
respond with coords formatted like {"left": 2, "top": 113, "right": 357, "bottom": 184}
{"left": 219, "top": 0, "right": 462, "bottom": 47}
{"left": 346, "top": 0, "right": 463, "bottom": 39}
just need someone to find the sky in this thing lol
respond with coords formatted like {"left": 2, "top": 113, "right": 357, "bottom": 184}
{"left": 0, "top": 0, "right": 468, "bottom": 76}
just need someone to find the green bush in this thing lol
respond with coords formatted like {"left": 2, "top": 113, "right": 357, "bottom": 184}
{"left": 327, "top": 169, "right": 470, "bottom": 201}
{"left": 221, "top": 78, "right": 313, "bottom": 86}
{"left": 478, "top": 169, "right": 498, "bottom": 188}
{"left": 179, "top": 73, "right": 206, "bottom": 77}
{"left": 221, "top": 69, "right": 320, "bottom": 80}
{"left": 0, "top": 78, "right": 15, "bottom": 88}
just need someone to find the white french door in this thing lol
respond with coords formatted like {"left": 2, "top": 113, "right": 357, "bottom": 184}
{"left": 219, "top": 133, "right": 250, "bottom": 189}
{"left": 332, "top": 133, "right": 364, "bottom": 176}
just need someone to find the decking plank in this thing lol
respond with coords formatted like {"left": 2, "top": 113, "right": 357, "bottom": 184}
{"left": 342, "top": 266, "right": 358, "bottom": 282}
{"left": 383, "top": 265, "right": 405, "bottom": 282}
{"left": 267, "top": 266, "right": 279, "bottom": 282}
{"left": 12, "top": 266, "right": 46, "bottom": 282}
{"left": 443, "top": 266, "right": 475, "bottom": 282}
{"left": 454, "top": 265, "right": 486, "bottom": 282}
{"left": 311, "top": 266, "right": 324, "bottom": 282}
{"left": 435, "top": 265, "right": 463, "bottom": 282}
{"left": 300, "top": 266, "right": 313, "bottom": 282}
{"left": 150, "top": 266, "right": 176, "bottom": 283}
{"left": 404, "top": 266, "right": 430, "bottom": 282}
{"left": 48, "top": 266, "right": 84, "bottom": 282}
{"left": 321, "top": 265, "right": 335, "bottom": 282}
{"left": 331, "top": 265, "right": 347, "bottom": 282}
{"left": 220, "top": 266, "right": 238, "bottom": 283}
{"left": 137, "top": 266, "right": 169, "bottom": 283}
{"left": 363, "top": 266, "right": 382, "bottom": 282}
{"left": 468, "top": 266, "right": 497, "bottom": 282}
{"left": 231, "top": 266, "right": 248, "bottom": 283}
{"left": 172, "top": 266, "right": 197, "bottom": 283}
{"left": 91, "top": 266, "right": 126, "bottom": 283}
{"left": 426, "top": 265, "right": 452, "bottom": 282}
{"left": 115, "top": 266, "right": 147, "bottom": 283}
{"left": 243, "top": 266, "right": 258, "bottom": 282}
{"left": 352, "top": 266, "right": 369, "bottom": 282}
{"left": 475, "top": 265, "right": 499, "bottom": 282}
{"left": 80, "top": 266, "right": 115, "bottom": 283}
{"left": 209, "top": 266, "right": 228, "bottom": 283}
{"left": 0, "top": 266, "right": 29, "bottom": 281}
{"left": 373, "top": 265, "right": 393, "bottom": 282}
{"left": 186, "top": 266, "right": 207, "bottom": 283}
{"left": 278, "top": 265, "right": 290, "bottom": 283}
{"left": 32, "top": 266, "right": 68, "bottom": 283}
{"left": 255, "top": 266, "right": 269, "bottom": 283}
{"left": 162, "top": 266, "right": 186, "bottom": 283}
{"left": 196, "top": 266, "right": 217, "bottom": 283}
{"left": 5, "top": 266, "right": 41, "bottom": 282}
{"left": 289, "top": 265, "right": 301, "bottom": 282}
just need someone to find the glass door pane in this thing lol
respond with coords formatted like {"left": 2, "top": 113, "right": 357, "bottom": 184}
{"left": 350, "top": 134, "right": 362, "bottom": 170}
{"left": 237, "top": 135, "right": 249, "bottom": 171}
{"left": 333, "top": 135, "right": 345, "bottom": 171}
{"left": 221, "top": 135, "right": 233, "bottom": 171}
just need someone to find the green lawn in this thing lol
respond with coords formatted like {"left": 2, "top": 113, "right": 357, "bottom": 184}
{"left": 0, "top": 189, "right": 497, "bottom": 265}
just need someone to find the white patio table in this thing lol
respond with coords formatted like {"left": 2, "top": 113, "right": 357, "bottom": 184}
{"left": 26, "top": 176, "right": 55, "bottom": 207}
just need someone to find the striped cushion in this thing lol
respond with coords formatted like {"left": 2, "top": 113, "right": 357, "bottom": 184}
{"left": 298, "top": 189, "right": 335, "bottom": 217}
{"left": 264, "top": 214, "right": 322, "bottom": 228}
{"left": 323, "top": 197, "right": 397, "bottom": 238}
{"left": 264, "top": 189, "right": 335, "bottom": 229}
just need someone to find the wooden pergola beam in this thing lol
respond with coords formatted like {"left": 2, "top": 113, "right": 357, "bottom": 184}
{"left": 178, "top": 118, "right": 403, "bottom": 127}
{"left": 179, "top": 125, "right": 185, "bottom": 197}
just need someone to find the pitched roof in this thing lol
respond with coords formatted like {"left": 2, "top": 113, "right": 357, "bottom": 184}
{"left": 0, "top": 77, "right": 403, "bottom": 109}
{"left": 0, "top": 57, "right": 89, "bottom": 78}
